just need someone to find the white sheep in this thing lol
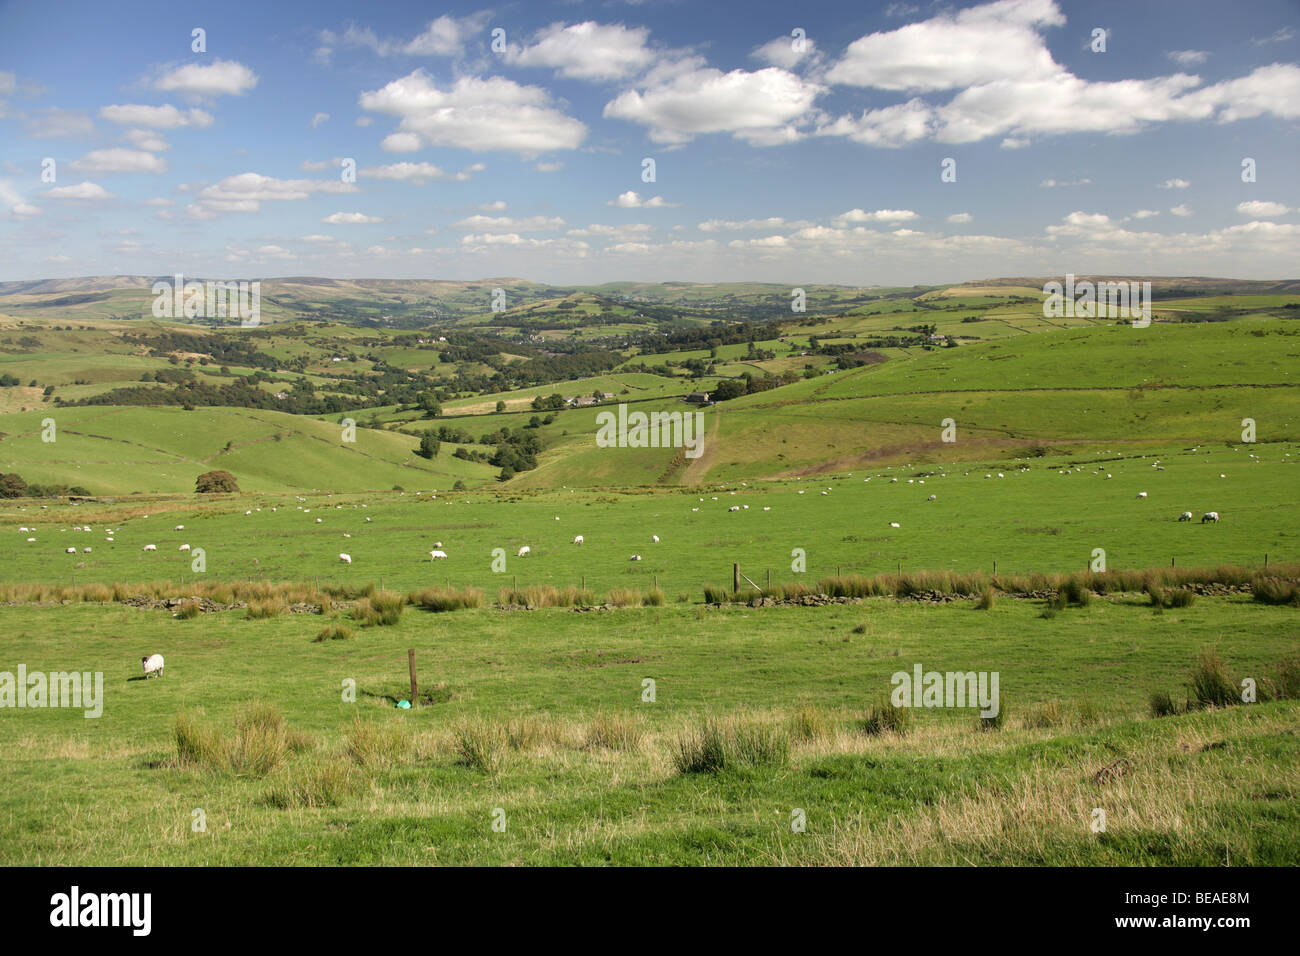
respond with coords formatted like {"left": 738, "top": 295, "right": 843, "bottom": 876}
{"left": 889, "top": 522, "right": 901, "bottom": 528}
{"left": 142, "top": 544, "right": 157, "bottom": 552}
{"left": 82, "top": 547, "right": 91, "bottom": 553}
{"left": 141, "top": 654, "right": 164, "bottom": 678}
{"left": 179, "top": 544, "right": 191, "bottom": 551}
{"left": 65, "top": 547, "right": 76, "bottom": 554}
{"left": 1178, "top": 511, "right": 1193, "bottom": 521}
{"left": 25, "top": 537, "right": 35, "bottom": 543}
{"left": 517, "top": 545, "right": 531, "bottom": 557}
{"left": 429, "top": 550, "right": 448, "bottom": 560}
{"left": 652, "top": 535, "right": 659, "bottom": 543}
{"left": 339, "top": 553, "right": 352, "bottom": 564}
{"left": 573, "top": 535, "right": 584, "bottom": 545}
{"left": 1137, "top": 492, "right": 1148, "bottom": 499}
{"left": 1201, "top": 512, "right": 1219, "bottom": 523}
{"left": 927, "top": 494, "right": 937, "bottom": 501}
{"left": 629, "top": 554, "right": 641, "bottom": 561}
{"left": 173, "top": 525, "right": 184, "bottom": 531}
{"left": 729, "top": 505, "right": 740, "bottom": 512}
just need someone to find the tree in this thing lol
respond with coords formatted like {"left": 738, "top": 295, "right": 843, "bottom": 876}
{"left": 495, "top": 400, "right": 506, "bottom": 413}
{"left": 195, "top": 470, "right": 239, "bottom": 494}
{"left": 0, "top": 473, "right": 28, "bottom": 498}
{"left": 419, "top": 392, "right": 442, "bottom": 418}
{"left": 417, "top": 432, "right": 440, "bottom": 460}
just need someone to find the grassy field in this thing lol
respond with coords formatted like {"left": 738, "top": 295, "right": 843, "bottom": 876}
{"left": 2, "top": 286, "right": 1298, "bottom": 868}
{"left": 1, "top": 598, "right": 1295, "bottom": 865}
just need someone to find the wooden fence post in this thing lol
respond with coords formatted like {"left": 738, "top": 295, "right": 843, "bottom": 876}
{"left": 733, "top": 563, "right": 740, "bottom": 594}
{"left": 407, "top": 649, "right": 417, "bottom": 706}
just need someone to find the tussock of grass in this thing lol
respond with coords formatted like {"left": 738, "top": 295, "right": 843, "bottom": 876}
{"left": 176, "top": 598, "right": 202, "bottom": 620}
{"left": 673, "top": 715, "right": 790, "bottom": 773}
{"left": 584, "top": 711, "right": 645, "bottom": 751}
{"left": 410, "top": 586, "right": 485, "bottom": 612}
{"left": 352, "top": 590, "right": 404, "bottom": 627}
{"left": 495, "top": 585, "right": 592, "bottom": 608}
{"left": 1021, "top": 701, "right": 1064, "bottom": 729}
{"left": 790, "top": 702, "right": 832, "bottom": 741}
{"left": 453, "top": 717, "right": 506, "bottom": 773}
{"left": 1188, "top": 648, "right": 1237, "bottom": 709}
{"left": 1253, "top": 578, "right": 1300, "bottom": 607}
{"left": 267, "top": 759, "right": 360, "bottom": 809}
{"left": 174, "top": 703, "right": 309, "bottom": 777}
{"left": 344, "top": 715, "right": 410, "bottom": 771}
{"left": 313, "top": 623, "right": 354, "bottom": 642}
{"left": 974, "top": 587, "right": 995, "bottom": 610}
{"left": 862, "top": 697, "right": 911, "bottom": 737}
{"left": 246, "top": 599, "right": 287, "bottom": 620}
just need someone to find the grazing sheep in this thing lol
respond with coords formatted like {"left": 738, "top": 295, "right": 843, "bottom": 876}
{"left": 82, "top": 548, "right": 91, "bottom": 554}
{"left": 927, "top": 494, "right": 937, "bottom": 501}
{"left": 762, "top": 506, "right": 771, "bottom": 511}
{"left": 652, "top": 535, "right": 660, "bottom": 543}
{"left": 316, "top": 518, "right": 323, "bottom": 523}
{"left": 629, "top": 554, "right": 641, "bottom": 561}
{"left": 25, "top": 537, "right": 35, "bottom": 543}
{"left": 339, "top": 553, "right": 352, "bottom": 564}
{"left": 1137, "top": 492, "right": 1148, "bottom": 499}
{"left": 517, "top": 545, "right": 531, "bottom": 557}
{"left": 434, "top": 542, "right": 442, "bottom": 548}
{"left": 141, "top": 654, "right": 164, "bottom": 678}
{"left": 1201, "top": 512, "right": 1219, "bottom": 523}
{"left": 429, "top": 550, "right": 448, "bottom": 560}
{"left": 1178, "top": 511, "right": 1193, "bottom": 521}
{"left": 142, "top": 544, "right": 157, "bottom": 552}
{"left": 889, "top": 522, "right": 901, "bottom": 528}
{"left": 173, "top": 525, "right": 184, "bottom": 531}
{"left": 179, "top": 544, "right": 190, "bottom": 551}
{"left": 573, "top": 535, "right": 584, "bottom": 545}
{"left": 728, "top": 505, "right": 740, "bottom": 512}
{"left": 65, "top": 547, "right": 76, "bottom": 554}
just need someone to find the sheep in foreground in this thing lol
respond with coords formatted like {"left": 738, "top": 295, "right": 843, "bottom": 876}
{"left": 517, "top": 545, "right": 531, "bottom": 557}
{"left": 573, "top": 535, "right": 584, "bottom": 545}
{"left": 1178, "top": 511, "right": 1193, "bottom": 521}
{"left": 141, "top": 654, "right": 164, "bottom": 678}
{"left": 339, "top": 553, "right": 352, "bottom": 564}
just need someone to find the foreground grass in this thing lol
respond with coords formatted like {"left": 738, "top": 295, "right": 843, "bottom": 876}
{"left": 0, "top": 600, "right": 1296, "bottom": 865}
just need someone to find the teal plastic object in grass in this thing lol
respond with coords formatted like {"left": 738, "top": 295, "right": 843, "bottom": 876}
{"left": 396, "top": 700, "right": 411, "bottom": 709}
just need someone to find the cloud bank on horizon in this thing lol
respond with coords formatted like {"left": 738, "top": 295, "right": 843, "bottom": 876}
{"left": 0, "top": 0, "right": 1297, "bottom": 285}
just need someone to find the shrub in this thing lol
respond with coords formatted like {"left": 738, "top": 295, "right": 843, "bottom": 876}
{"left": 195, "top": 469, "right": 239, "bottom": 494}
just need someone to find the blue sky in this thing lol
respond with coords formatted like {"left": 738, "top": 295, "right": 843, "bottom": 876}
{"left": 0, "top": 0, "right": 1297, "bottom": 285}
